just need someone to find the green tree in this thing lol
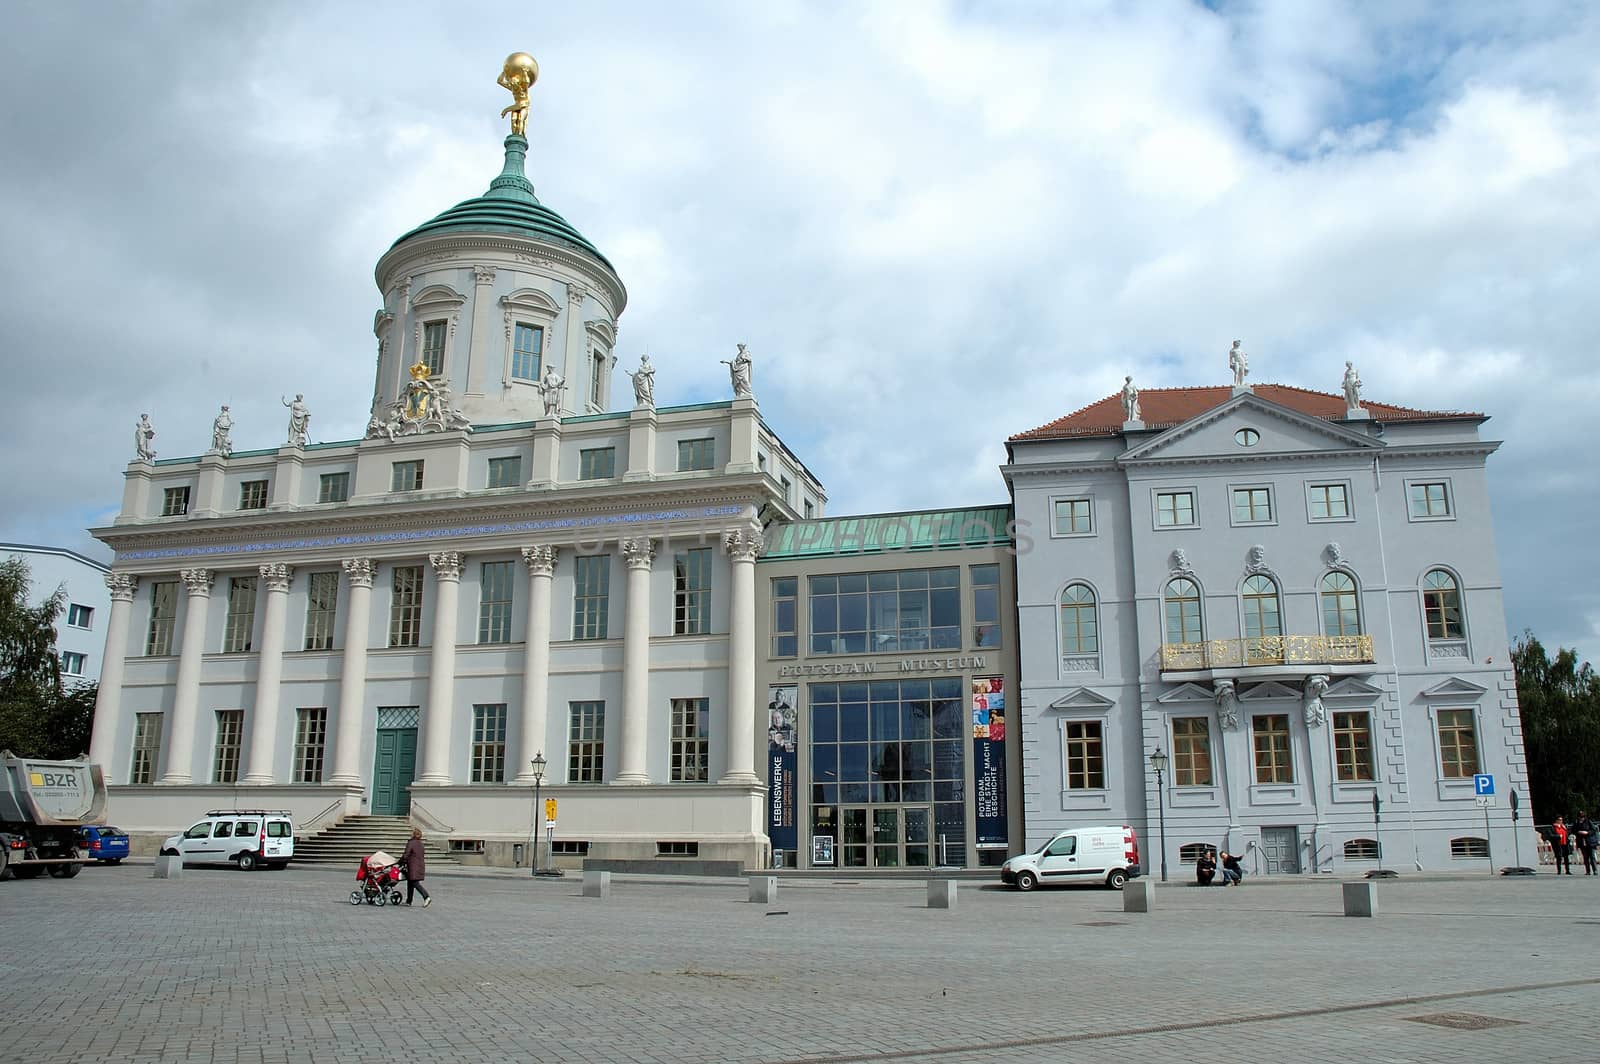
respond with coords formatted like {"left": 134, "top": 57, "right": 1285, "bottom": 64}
{"left": 1512, "top": 632, "right": 1600, "bottom": 821}
{"left": 0, "top": 557, "right": 98, "bottom": 760}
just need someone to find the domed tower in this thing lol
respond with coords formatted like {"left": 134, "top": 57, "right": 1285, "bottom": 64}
{"left": 371, "top": 52, "right": 625, "bottom": 428}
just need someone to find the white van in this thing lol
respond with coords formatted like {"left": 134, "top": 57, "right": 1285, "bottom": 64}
{"left": 160, "top": 809, "right": 295, "bottom": 871}
{"left": 1000, "top": 825, "right": 1141, "bottom": 891}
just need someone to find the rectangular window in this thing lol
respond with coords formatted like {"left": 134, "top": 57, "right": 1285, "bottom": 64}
{"left": 808, "top": 567, "right": 961, "bottom": 655}
{"left": 66, "top": 603, "right": 94, "bottom": 629}
{"left": 162, "top": 486, "right": 190, "bottom": 516}
{"left": 303, "top": 571, "right": 339, "bottom": 651}
{"left": 591, "top": 350, "right": 606, "bottom": 407}
{"left": 1308, "top": 483, "right": 1350, "bottom": 520}
{"left": 238, "top": 479, "right": 268, "bottom": 510}
{"left": 674, "top": 548, "right": 713, "bottom": 635}
{"left": 1172, "top": 717, "right": 1213, "bottom": 786}
{"left": 1252, "top": 714, "right": 1293, "bottom": 784}
{"left": 146, "top": 580, "right": 178, "bottom": 655}
{"left": 1437, "top": 708, "right": 1480, "bottom": 778}
{"left": 804, "top": 500, "right": 815, "bottom": 519}
{"left": 471, "top": 703, "right": 508, "bottom": 784}
{"left": 292, "top": 708, "right": 327, "bottom": 784}
{"left": 422, "top": 320, "right": 446, "bottom": 375}
{"left": 971, "top": 564, "right": 1001, "bottom": 648}
{"left": 1232, "top": 487, "right": 1273, "bottom": 524}
{"left": 478, "top": 561, "right": 515, "bottom": 644}
{"left": 1408, "top": 481, "right": 1452, "bottom": 518}
{"left": 781, "top": 475, "right": 792, "bottom": 501}
{"left": 579, "top": 447, "right": 616, "bottom": 480}
{"left": 677, "top": 438, "right": 715, "bottom": 471}
{"left": 670, "top": 698, "right": 710, "bottom": 782}
{"left": 212, "top": 710, "right": 244, "bottom": 784}
{"left": 222, "top": 576, "right": 258, "bottom": 653}
{"left": 568, "top": 701, "right": 606, "bottom": 783}
{"left": 318, "top": 471, "right": 350, "bottom": 503}
{"left": 572, "top": 554, "right": 610, "bottom": 640}
{"left": 770, "top": 576, "right": 798, "bottom": 657}
{"left": 391, "top": 460, "right": 424, "bottom": 492}
{"left": 487, "top": 456, "right": 522, "bottom": 489}
{"left": 130, "top": 712, "right": 162, "bottom": 784}
{"left": 1053, "top": 498, "right": 1092, "bottom": 535}
{"left": 511, "top": 323, "right": 543, "bottom": 381}
{"left": 61, "top": 651, "right": 86, "bottom": 675}
{"left": 1333, "top": 711, "right": 1375, "bottom": 782}
{"left": 657, "top": 841, "right": 700, "bottom": 856}
{"left": 389, "top": 565, "right": 423, "bottom": 648}
{"left": 1064, "top": 721, "right": 1105, "bottom": 789}
{"left": 1155, "top": 490, "right": 1194, "bottom": 527}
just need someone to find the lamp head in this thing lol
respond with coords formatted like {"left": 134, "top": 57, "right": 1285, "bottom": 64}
{"left": 1148, "top": 747, "right": 1169, "bottom": 774}
{"left": 531, "top": 751, "right": 547, "bottom": 780}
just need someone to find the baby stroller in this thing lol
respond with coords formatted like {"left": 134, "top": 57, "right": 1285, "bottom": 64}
{"left": 350, "top": 850, "right": 406, "bottom": 907}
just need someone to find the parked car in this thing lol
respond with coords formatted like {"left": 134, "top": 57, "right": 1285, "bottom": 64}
{"left": 78, "top": 824, "right": 130, "bottom": 864}
{"left": 1000, "top": 825, "right": 1141, "bottom": 891}
{"left": 160, "top": 810, "right": 295, "bottom": 871}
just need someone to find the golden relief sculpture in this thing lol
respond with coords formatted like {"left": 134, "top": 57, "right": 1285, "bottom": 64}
{"left": 498, "top": 52, "right": 539, "bottom": 135}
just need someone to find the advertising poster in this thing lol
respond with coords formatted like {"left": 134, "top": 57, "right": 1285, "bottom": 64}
{"left": 972, "top": 676, "right": 1009, "bottom": 848}
{"left": 767, "top": 684, "right": 798, "bottom": 853}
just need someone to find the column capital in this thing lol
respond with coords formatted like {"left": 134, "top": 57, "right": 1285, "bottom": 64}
{"left": 105, "top": 572, "right": 139, "bottom": 602}
{"left": 180, "top": 568, "right": 214, "bottom": 596}
{"left": 621, "top": 537, "right": 656, "bottom": 570}
{"left": 342, "top": 557, "right": 376, "bottom": 588}
{"left": 259, "top": 563, "right": 293, "bottom": 592}
{"left": 520, "top": 544, "right": 559, "bottom": 577}
{"left": 473, "top": 265, "right": 497, "bottom": 285}
{"left": 722, "top": 528, "right": 765, "bottom": 563}
{"left": 567, "top": 280, "right": 589, "bottom": 306}
{"left": 429, "top": 551, "right": 465, "bottom": 581}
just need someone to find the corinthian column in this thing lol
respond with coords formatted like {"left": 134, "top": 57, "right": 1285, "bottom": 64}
{"left": 160, "top": 568, "right": 214, "bottom": 785}
{"left": 614, "top": 537, "right": 654, "bottom": 784}
{"left": 722, "top": 529, "right": 764, "bottom": 784}
{"left": 243, "top": 564, "right": 293, "bottom": 784}
{"left": 329, "top": 558, "right": 375, "bottom": 786}
{"left": 88, "top": 573, "right": 139, "bottom": 775}
{"left": 514, "top": 545, "right": 558, "bottom": 784}
{"left": 416, "top": 551, "right": 463, "bottom": 785}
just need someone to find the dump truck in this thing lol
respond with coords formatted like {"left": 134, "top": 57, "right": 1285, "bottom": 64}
{"left": 0, "top": 752, "right": 107, "bottom": 881}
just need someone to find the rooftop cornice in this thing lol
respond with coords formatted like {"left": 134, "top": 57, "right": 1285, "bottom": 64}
{"left": 376, "top": 233, "right": 626, "bottom": 317}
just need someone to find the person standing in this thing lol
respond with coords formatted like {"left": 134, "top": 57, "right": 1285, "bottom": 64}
{"left": 402, "top": 827, "right": 432, "bottom": 906}
{"left": 1551, "top": 816, "right": 1573, "bottom": 875}
{"left": 1575, "top": 812, "right": 1599, "bottom": 876}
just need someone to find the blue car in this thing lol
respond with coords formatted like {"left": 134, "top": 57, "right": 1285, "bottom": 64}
{"left": 78, "top": 825, "right": 130, "bottom": 864}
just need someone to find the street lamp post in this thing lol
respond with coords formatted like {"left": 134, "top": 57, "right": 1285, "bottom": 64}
{"left": 529, "top": 752, "right": 546, "bottom": 878}
{"left": 1367, "top": 791, "right": 1398, "bottom": 879}
{"left": 1148, "top": 747, "right": 1169, "bottom": 883}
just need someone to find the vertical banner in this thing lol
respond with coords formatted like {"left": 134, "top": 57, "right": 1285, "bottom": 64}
{"left": 972, "top": 676, "right": 1009, "bottom": 848}
{"left": 766, "top": 684, "right": 798, "bottom": 853}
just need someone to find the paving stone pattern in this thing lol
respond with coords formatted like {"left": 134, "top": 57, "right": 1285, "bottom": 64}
{"left": 2, "top": 866, "right": 1598, "bottom": 1063}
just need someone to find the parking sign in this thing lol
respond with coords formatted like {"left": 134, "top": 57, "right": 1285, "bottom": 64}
{"left": 1474, "top": 774, "right": 1494, "bottom": 796}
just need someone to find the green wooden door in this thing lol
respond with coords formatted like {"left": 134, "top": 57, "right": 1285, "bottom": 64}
{"left": 372, "top": 727, "right": 418, "bottom": 816}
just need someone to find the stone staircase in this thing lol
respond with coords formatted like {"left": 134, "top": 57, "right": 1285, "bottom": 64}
{"left": 293, "top": 814, "right": 453, "bottom": 867}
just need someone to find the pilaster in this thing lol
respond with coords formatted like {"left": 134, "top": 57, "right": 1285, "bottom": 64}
{"left": 119, "top": 462, "right": 153, "bottom": 523}
{"left": 465, "top": 265, "right": 497, "bottom": 398}
{"left": 192, "top": 452, "right": 227, "bottom": 518}
{"left": 725, "top": 396, "right": 759, "bottom": 475}
{"left": 624, "top": 405, "right": 657, "bottom": 482}
{"left": 528, "top": 415, "right": 562, "bottom": 490}
{"left": 269, "top": 446, "right": 304, "bottom": 510}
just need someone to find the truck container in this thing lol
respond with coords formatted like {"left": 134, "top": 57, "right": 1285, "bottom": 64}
{"left": 0, "top": 752, "right": 107, "bottom": 881}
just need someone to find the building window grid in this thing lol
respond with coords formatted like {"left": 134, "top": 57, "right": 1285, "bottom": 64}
{"left": 239, "top": 480, "right": 268, "bottom": 510}
{"left": 212, "top": 710, "right": 244, "bottom": 784}
{"left": 1309, "top": 483, "right": 1350, "bottom": 520}
{"left": 162, "top": 486, "right": 190, "bottom": 516}
{"left": 421, "top": 320, "right": 446, "bottom": 375}
{"left": 670, "top": 698, "right": 710, "bottom": 783}
{"left": 67, "top": 603, "right": 94, "bottom": 629}
{"left": 1053, "top": 498, "right": 1092, "bottom": 535}
{"left": 1252, "top": 714, "right": 1293, "bottom": 784}
{"left": 318, "top": 472, "right": 350, "bottom": 503}
{"left": 1409, "top": 481, "right": 1452, "bottom": 518}
{"left": 1320, "top": 571, "right": 1362, "bottom": 636}
{"left": 511, "top": 323, "right": 543, "bottom": 381}
{"left": 487, "top": 456, "right": 522, "bottom": 489}
{"left": 1232, "top": 487, "right": 1273, "bottom": 524}
{"left": 1423, "top": 569, "right": 1465, "bottom": 640}
{"left": 1242, "top": 575, "right": 1283, "bottom": 639}
{"left": 971, "top": 564, "right": 1001, "bottom": 649}
{"left": 222, "top": 576, "right": 257, "bottom": 654}
{"left": 61, "top": 651, "right": 86, "bottom": 675}
{"left": 292, "top": 708, "right": 327, "bottom": 783}
{"left": 130, "top": 713, "right": 163, "bottom": 783}
{"left": 1064, "top": 721, "right": 1105, "bottom": 790}
{"left": 146, "top": 581, "right": 178, "bottom": 655}
{"left": 808, "top": 567, "right": 961, "bottom": 655}
{"left": 471, "top": 703, "right": 508, "bottom": 784}
{"left": 389, "top": 565, "right": 423, "bottom": 647}
{"left": 303, "top": 571, "right": 339, "bottom": 651}
{"left": 391, "top": 460, "right": 424, "bottom": 493}
{"left": 1156, "top": 490, "right": 1195, "bottom": 527}
{"left": 1437, "top": 708, "right": 1480, "bottom": 778}
{"left": 579, "top": 447, "right": 616, "bottom": 481}
{"left": 673, "top": 548, "right": 712, "bottom": 636}
{"left": 1345, "top": 838, "right": 1380, "bottom": 860}
{"left": 1059, "top": 583, "right": 1098, "bottom": 655}
{"left": 568, "top": 701, "right": 606, "bottom": 783}
{"left": 478, "top": 561, "right": 515, "bottom": 644}
{"left": 1333, "top": 711, "right": 1375, "bottom": 782}
{"left": 771, "top": 576, "right": 798, "bottom": 657}
{"left": 1172, "top": 717, "right": 1213, "bottom": 786}
{"left": 1164, "top": 578, "right": 1203, "bottom": 644}
{"left": 677, "top": 438, "right": 715, "bottom": 472}
{"left": 572, "top": 554, "right": 611, "bottom": 640}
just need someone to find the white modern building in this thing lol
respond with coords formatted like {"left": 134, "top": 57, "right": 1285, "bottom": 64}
{"left": 3, "top": 542, "right": 111, "bottom": 685}
{"left": 1004, "top": 378, "right": 1538, "bottom": 876}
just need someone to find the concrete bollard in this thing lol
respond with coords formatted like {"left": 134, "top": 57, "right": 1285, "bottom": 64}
{"left": 1342, "top": 880, "right": 1378, "bottom": 917}
{"left": 927, "top": 879, "right": 958, "bottom": 909}
{"left": 152, "top": 855, "right": 183, "bottom": 879}
{"left": 1123, "top": 879, "right": 1155, "bottom": 913}
{"left": 748, "top": 875, "right": 777, "bottom": 904}
{"left": 582, "top": 869, "right": 611, "bottom": 899}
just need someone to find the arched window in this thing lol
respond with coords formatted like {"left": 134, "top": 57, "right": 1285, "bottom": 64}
{"left": 1423, "top": 569, "right": 1465, "bottom": 640}
{"left": 1241, "top": 575, "right": 1282, "bottom": 639}
{"left": 1178, "top": 842, "right": 1210, "bottom": 865}
{"left": 1450, "top": 837, "right": 1489, "bottom": 859}
{"left": 1343, "top": 838, "right": 1378, "bottom": 860}
{"left": 1320, "top": 571, "right": 1362, "bottom": 636}
{"left": 1164, "top": 578, "right": 1203, "bottom": 645}
{"left": 1059, "top": 584, "right": 1098, "bottom": 655}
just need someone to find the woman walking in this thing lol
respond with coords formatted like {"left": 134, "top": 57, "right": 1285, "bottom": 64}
{"left": 402, "top": 827, "right": 432, "bottom": 907}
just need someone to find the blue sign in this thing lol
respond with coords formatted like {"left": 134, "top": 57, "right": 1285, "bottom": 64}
{"left": 1474, "top": 774, "right": 1495, "bottom": 796}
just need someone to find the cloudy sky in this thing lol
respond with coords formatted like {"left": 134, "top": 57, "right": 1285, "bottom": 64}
{"left": 2, "top": 1, "right": 1598, "bottom": 658}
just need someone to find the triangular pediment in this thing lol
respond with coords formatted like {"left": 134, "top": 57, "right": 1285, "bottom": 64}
{"left": 1239, "top": 680, "right": 1302, "bottom": 702}
{"left": 1323, "top": 677, "right": 1385, "bottom": 700}
{"left": 1048, "top": 687, "right": 1116, "bottom": 711}
{"left": 1420, "top": 676, "right": 1489, "bottom": 699}
{"left": 1120, "top": 393, "right": 1383, "bottom": 464}
{"left": 1156, "top": 682, "right": 1217, "bottom": 705}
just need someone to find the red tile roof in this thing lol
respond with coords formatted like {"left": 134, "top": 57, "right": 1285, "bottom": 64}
{"left": 1009, "top": 383, "right": 1484, "bottom": 442}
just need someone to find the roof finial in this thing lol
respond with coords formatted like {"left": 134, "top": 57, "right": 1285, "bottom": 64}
{"left": 498, "top": 52, "right": 538, "bottom": 136}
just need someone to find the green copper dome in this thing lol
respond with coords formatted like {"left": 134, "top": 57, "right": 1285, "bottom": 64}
{"left": 390, "top": 134, "right": 613, "bottom": 271}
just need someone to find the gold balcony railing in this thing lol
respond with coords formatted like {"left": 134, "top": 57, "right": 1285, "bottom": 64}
{"left": 1160, "top": 634, "right": 1375, "bottom": 671}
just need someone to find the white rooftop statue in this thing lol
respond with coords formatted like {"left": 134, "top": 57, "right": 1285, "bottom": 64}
{"left": 134, "top": 413, "right": 156, "bottom": 463}
{"left": 1343, "top": 361, "right": 1363, "bottom": 415}
{"left": 627, "top": 353, "right": 655, "bottom": 409}
{"left": 208, "top": 405, "right": 233, "bottom": 458}
{"left": 1229, "top": 340, "right": 1249, "bottom": 388}
{"left": 722, "top": 343, "right": 754, "bottom": 399}
{"left": 282, "top": 393, "right": 311, "bottom": 447}
{"left": 1121, "top": 375, "right": 1141, "bottom": 423}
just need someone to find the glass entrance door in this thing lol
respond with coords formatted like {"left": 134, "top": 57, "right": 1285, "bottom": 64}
{"left": 841, "top": 806, "right": 933, "bottom": 868}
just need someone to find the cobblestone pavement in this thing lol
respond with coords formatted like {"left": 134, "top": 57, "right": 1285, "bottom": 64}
{"left": 2, "top": 864, "right": 1597, "bottom": 1063}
